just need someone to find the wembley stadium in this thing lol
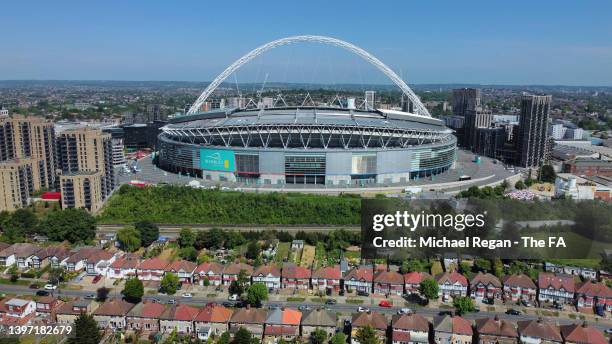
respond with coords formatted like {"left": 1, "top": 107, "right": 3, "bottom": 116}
{"left": 156, "top": 35, "right": 458, "bottom": 187}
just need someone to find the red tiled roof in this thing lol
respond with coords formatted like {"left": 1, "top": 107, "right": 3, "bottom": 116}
{"left": 470, "top": 272, "right": 502, "bottom": 288}
{"left": 352, "top": 312, "right": 387, "bottom": 330}
{"left": 93, "top": 299, "right": 135, "bottom": 316}
{"left": 502, "top": 274, "right": 537, "bottom": 290}
{"left": 517, "top": 319, "right": 562, "bottom": 342}
{"left": 392, "top": 331, "right": 411, "bottom": 342}
{"left": 161, "top": 304, "right": 200, "bottom": 321}
{"left": 265, "top": 325, "right": 298, "bottom": 336}
{"left": 281, "top": 308, "right": 302, "bottom": 325}
{"left": 475, "top": 317, "right": 518, "bottom": 338}
{"left": 392, "top": 313, "right": 429, "bottom": 331}
{"left": 282, "top": 264, "right": 311, "bottom": 279}
{"left": 538, "top": 273, "right": 575, "bottom": 292}
{"left": 195, "top": 262, "right": 224, "bottom": 274}
{"left": 165, "top": 260, "right": 197, "bottom": 274}
{"left": 110, "top": 255, "right": 140, "bottom": 269}
{"left": 194, "top": 305, "right": 233, "bottom": 323}
{"left": 374, "top": 270, "right": 404, "bottom": 285}
{"left": 560, "top": 323, "right": 607, "bottom": 344}
{"left": 312, "top": 265, "right": 341, "bottom": 280}
{"left": 223, "top": 262, "right": 253, "bottom": 275}
{"left": 139, "top": 257, "right": 169, "bottom": 270}
{"left": 252, "top": 264, "right": 281, "bottom": 277}
{"left": 436, "top": 271, "right": 468, "bottom": 286}
{"left": 403, "top": 272, "right": 432, "bottom": 284}
{"left": 576, "top": 282, "right": 612, "bottom": 298}
{"left": 345, "top": 267, "right": 373, "bottom": 282}
{"left": 139, "top": 303, "right": 167, "bottom": 318}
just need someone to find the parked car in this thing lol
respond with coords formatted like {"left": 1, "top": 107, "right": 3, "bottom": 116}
{"left": 298, "top": 305, "right": 312, "bottom": 311}
{"left": 36, "top": 290, "right": 50, "bottom": 297}
{"left": 215, "top": 286, "right": 223, "bottom": 292}
{"left": 506, "top": 309, "right": 521, "bottom": 315}
{"left": 520, "top": 299, "right": 533, "bottom": 307}
{"left": 604, "top": 328, "right": 612, "bottom": 334}
{"left": 379, "top": 300, "right": 392, "bottom": 308}
{"left": 325, "top": 299, "right": 337, "bottom": 305}
{"left": 167, "top": 299, "right": 176, "bottom": 304}
{"left": 228, "top": 294, "right": 239, "bottom": 301}
{"left": 92, "top": 275, "right": 102, "bottom": 284}
{"left": 553, "top": 303, "right": 564, "bottom": 310}
{"left": 44, "top": 284, "right": 57, "bottom": 290}
{"left": 85, "top": 294, "right": 96, "bottom": 299}
{"left": 357, "top": 307, "right": 369, "bottom": 312}
{"left": 222, "top": 301, "right": 234, "bottom": 307}
{"left": 181, "top": 293, "right": 193, "bottom": 298}
{"left": 438, "top": 310, "right": 453, "bottom": 316}
{"left": 151, "top": 298, "right": 161, "bottom": 303}
{"left": 397, "top": 308, "right": 412, "bottom": 315}
{"left": 29, "top": 283, "right": 40, "bottom": 289}
{"left": 357, "top": 291, "right": 369, "bottom": 297}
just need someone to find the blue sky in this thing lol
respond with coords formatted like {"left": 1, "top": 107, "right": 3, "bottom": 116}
{"left": 1, "top": 1, "right": 611, "bottom": 85}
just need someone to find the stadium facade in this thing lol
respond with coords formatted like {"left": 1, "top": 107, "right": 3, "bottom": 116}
{"left": 158, "top": 107, "right": 457, "bottom": 186}
{"left": 156, "top": 35, "right": 457, "bottom": 187}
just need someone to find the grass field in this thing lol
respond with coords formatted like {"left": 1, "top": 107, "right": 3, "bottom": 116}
{"left": 300, "top": 245, "right": 316, "bottom": 267}
{"left": 274, "top": 242, "right": 290, "bottom": 265}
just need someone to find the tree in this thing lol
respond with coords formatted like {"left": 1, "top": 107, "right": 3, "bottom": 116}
{"left": 419, "top": 278, "right": 439, "bottom": 300}
{"left": 8, "top": 265, "right": 18, "bottom": 283}
{"left": 329, "top": 333, "right": 346, "bottom": 344}
{"left": 399, "top": 260, "right": 429, "bottom": 274}
{"left": 122, "top": 277, "right": 144, "bottom": 303}
{"left": 117, "top": 225, "right": 141, "bottom": 252}
{"left": 48, "top": 267, "right": 65, "bottom": 285}
{"left": 41, "top": 208, "right": 96, "bottom": 243}
{"left": 178, "top": 228, "right": 196, "bottom": 248}
{"left": 6, "top": 209, "right": 38, "bottom": 238}
{"left": 179, "top": 246, "right": 198, "bottom": 262}
{"left": 474, "top": 258, "right": 491, "bottom": 273}
{"left": 217, "top": 332, "right": 231, "bottom": 344}
{"left": 539, "top": 164, "right": 556, "bottom": 183}
{"left": 453, "top": 296, "right": 475, "bottom": 315}
{"left": 69, "top": 313, "right": 101, "bottom": 344}
{"left": 354, "top": 325, "right": 379, "bottom": 344}
{"left": 160, "top": 272, "right": 180, "bottom": 295}
{"left": 96, "top": 287, "right": 110, "bottom": 302}
{"left": 310, "top": 328, "right": 328, "bottom": 344}
{"left": 135, "top": 221, "right": 159, "bottom": 247}
{"left": 246, "top": 283, "right": 268, "bottom": 307}
{"left": 232, "top": 327, "right": 252, "bottom": 344}
{"left": 514, "top": 180, "right": 526, "bottom": 190}
{"left": 229, "top": 280, "right": 244, "bottom": 296}
{"left": 246, "top": 241, "right": 261, "bottom": 260}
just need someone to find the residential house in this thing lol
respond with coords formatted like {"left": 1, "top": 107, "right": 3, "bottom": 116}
{"left": 137, "top": 257, "right": 169, "bottom": 281}
{"left": 32, "top": 245, "right": 70, "bottom": 269}
{"left": 560, "top": 323, "right": 607, "bottom": 344}
{"left": 165, "top": 260, "right": 197, "bottom": 284}
{"left": 194, "top": 262, "right": 224, "bottom": 286}
{"left": 351, "top": 311, "right": 388, "bottom": 344}
{"left": 159, "top": 304, "right": 200, "bottom": 335}
{"left": 252, "top": 265, "right": 281, "bottom": 290}
{"left": 501, "top": 274, "right": 537, "bottom": 302}
{"left": 92, "top": 298, "right": 135, "bottom": 330}
{"left": 85, "top": 249, "right": 116, "bottom": 276}
{"left": 301, "top": 308, "right": 338, "bottom": 341}
{"left": 0, "top": 243, "right": 40, "bottom": 269}
{"left": 373, "top": 269, "right": 404, "bottom": 296}
{"left": 229, "top": 306, "right": 267, "bottom": 339}
{"left": 263, "top": 307, "right": 302, "bottom": 344}
{"left": 433, "top": 315, "right": 473, "bottom": 344}
{"left": 311, "top": 265, "right": 341, "bottom": 293}
{"left": 223, "top": 262, "right": 253, "bottom": 286}
{"left": 470, "top": 272, "right": 502, "bottom": 301}
{"left": 35, "top": 296, "right": 61, "bottom": 317}
{"left": 575, "top": 281, "right": 612, "bottom": 313}
{"left": 538, "top": 273, "right": 575, "bottom": 305}
{"left": 404, "top": 272, "right": 432, "bottom": 295}
{"left": 3, "top": 298, "right": 36, "bottom": 318}
{"left": 108, "top": 254, "right": 140, "bottom": 279}
{"left": 126, "top": 302, "right": 167, "bottom": 336}
{"left": 281, "top": 263, "right": 311, "bottom": 290}
{"left": 344, "top": 266, "right": 374, "bottom": 294}
{"left": 194, "top": 304, "right": 233, "bottom": 341}
{"left": 517, "top": 319, "right": 563, "bottom": 344}
{"left": 474, "top": 316, "right": 518, "bottom": 344}
{"left": 391, "top": 313, "right": 429, "bottom": 344}
{"left": 436, "top": 272, "right": 468, "bottom": 301}
{"left": 56, "top": 299, "right": 99, "bottom": 325}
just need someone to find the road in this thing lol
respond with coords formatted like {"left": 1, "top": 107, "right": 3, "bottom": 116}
{"left": 3, "top": 284, "right": 610, "bottom": 332}
{"left": 97, "top": 224, "right": 360, "bottom": 237}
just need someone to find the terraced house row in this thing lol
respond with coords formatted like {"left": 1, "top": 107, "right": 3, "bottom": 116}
{"left": 0, "top": 296, "right": 607, "bottom": 344}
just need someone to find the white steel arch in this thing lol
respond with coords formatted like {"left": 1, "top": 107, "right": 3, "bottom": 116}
{"left": 188, "top": 35, "right": 431, "bottom": 117}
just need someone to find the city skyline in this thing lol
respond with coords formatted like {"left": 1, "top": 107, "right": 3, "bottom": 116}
{"left": 1, "top": 1, "right": 611, "bottom": 86}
